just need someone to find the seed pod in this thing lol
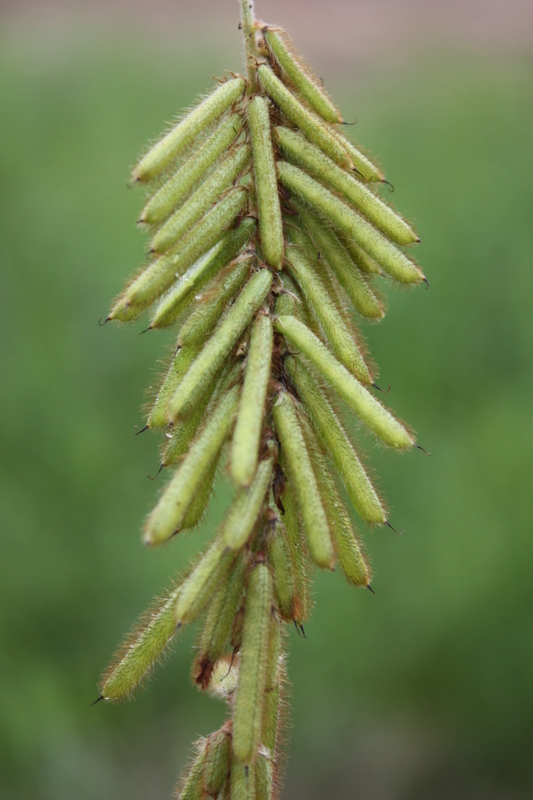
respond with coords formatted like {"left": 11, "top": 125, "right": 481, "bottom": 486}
{"left": 247, "top": 96, "right": 283, "bottom": 268}
{"left": 343, "top": 235, "right": 383, "bottom": 275}
{"left": 133, "top": 77, "right": 246, "bottom": 183}
{"left": 204, "top": 727, "right": 232, "bottom": 797}
{"left": 140, "top": 113, "right": 244, "bottom": 225}
{"left": 263, "top": 28, "right": 342, "bottom": 124}
{"left": 285, "top": 238, "right": 371, "bottom": 383}
{"left": 285, "top": 356, "right": 385, "bottom": 524}
{"left": 334, "top": 131, "right": 385, "bottom": 183}
{"left": 144, "top": 385, "right": 240, "bottom": 545}
{"left": 297, "top": 408, "right": 370, "bottom": 587}
{"left": 174, "top": 538, "right": 238, "bottom": 628}
{"left": 261, "top": 615, "right": 284, "bottom": 755}
{"left": 255, "top": 752, "right": 273, "bottom": 800}
{"left": 258, "top": 65, "right": 352, "bottom": 170}
{"left": 281, "top": 485, "right": 310, "bottom": 625}
{"left": 275, "top": 315, "right": 414, "bottom": 449}
{"left": 169, "top": 270, "right": 273, "bottom": 422}
{"left": 195, "top": 556, "right": 245, "bottom": 688}
{"left": 277, "top": 161, "right": 425, "bottom": 284}
{"left": 231, "top": 314, "right": 274, "bottom": 487}
{"left": 267, "top": 518, "right": 297, "bottom": 621}
{"left": 222, "top": 457, "right": 274, "bottom": 550}
{"left": 110, "top": 187, "right": 247, "bottom": 319}
{"left": 230, "top": 757, "right": 256, "bottom": 800}
{"left": 179, "top": 451, "right": 220, "bottom": 530}
{"left": 275, "top": 126, "right": 418, "bottom": 245}
{"left": 272, "top": 391, "right": 335, "bottom": 569}
{"left": 151, "top": 143, "right": 252, "bottom": 254}
{"left": 173, "top": 740, "right": 208, "bottom": 800}
{"left": 148, "top": 343, "right": 201, "bottom": 429}
{"left": 100, "top": 582, "right": 181, "bottom": 701}
{"left": 178, "top": 259, "right": 250, "bottom": 347}
{"left": 232, "top": 562, "right": 273, "bottom": 764}
{"left": 297, "top": 206, "right": 384, "bottom": 319}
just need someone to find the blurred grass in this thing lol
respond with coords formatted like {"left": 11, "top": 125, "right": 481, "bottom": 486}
{"left": 0, "top": 20, "right": 532, "bottom": 800}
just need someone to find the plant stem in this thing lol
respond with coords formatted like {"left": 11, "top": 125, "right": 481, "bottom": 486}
{"left": 240, "top": 0, "right": 258, "bottom": 93}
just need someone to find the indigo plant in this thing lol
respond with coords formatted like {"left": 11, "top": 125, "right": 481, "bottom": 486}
{"left": 98, "top": 2, "right": 425, "bottom": 797}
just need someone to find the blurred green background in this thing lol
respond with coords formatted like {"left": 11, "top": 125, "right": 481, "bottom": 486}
{"left": 1, "top": 1, "right": 532, "bottom": 798}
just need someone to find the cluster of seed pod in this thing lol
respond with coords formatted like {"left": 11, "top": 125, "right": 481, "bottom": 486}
{"left": 99, "top": 2, "right": 425, "bottom": 798}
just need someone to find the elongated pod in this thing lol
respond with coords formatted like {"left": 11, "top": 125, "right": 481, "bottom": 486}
{"left": 222, "top": 457, "right": 274, "bottom": 550}
{"left": 169, "top": 270, "right": 272, "bottom": 422}
{"left": 275, "top": 315, "right": 414, "bottom": 449}
{"left": 140, "top": 113, "right": 244, "bottom": 224}
{"left": 275, "top": 126, "right": 418, "bottom": 244}
{"left": 230, "top": 757, "right": 256, "bottom": 800}
{"left": 272, "top": 391, "right": 335, "bottom": 569}
{"left": 173, "top": 740, "right": 208, "bottom": 800}
{"left": 231, "top": 314, "right": 273, "bottom": 486}
{"left": 147, "top": 343, "right": 201, "bottom": 429}
{"left": 133, "top": 77, "right": 245, "bottom": 182}
{"left": 255, "top": 753, "right": 273, "bottom": 800}
{"left": 258, "top": 65, "right": 352, "bottom": 170}
{"left": 174, "top": 538, "right": 238, "bottom": 628}
{"left": 277, "top": 161, "right": 425, "bottom": 284}
{"left": 281, "top": 485, "right": 310, "bottom": 625}
{"left": 285, "top": 356, "right": 385, "bottom": 523}
{"left": 334, "top": 130, "right": 385, "bottom": 183}
{"left": 267, "top": 518, "right": 297, "bottom": 621}
{"left": 204, "top": 727, "right": 232, "bottom": 797}
{"left": 144, "top": 385, "right": 240, "bottom": 545}
{"left": 263, "top": 28, "right": 342, "bottom": 124}
{"left": 247, "top": 96, "right": 284, "bottom": 268}
{"left": 232, "top": 562, "right": 273, "bottom": 764}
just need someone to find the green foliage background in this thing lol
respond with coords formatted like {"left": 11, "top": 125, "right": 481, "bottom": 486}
{"left": 1, "top": 10, "right": 532, "bottom": 800}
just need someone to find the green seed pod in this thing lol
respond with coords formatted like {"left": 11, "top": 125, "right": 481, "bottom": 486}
{"left": 133, "top": 77, "right": 246, "bottom": 183}
{"left": 232, "top": 562, "right": 274, "bottom": 764}
{"left": 342, "top": 235, "right": 383, "bottom": 274}
{"left": 277, "top": 161, "right": 425, "bottom": 284}
{"left": 195, "top": 556, "right": 245, "bottom": 688}
{"left": 263, "top": 28, "right": 342, "bottom": 124}
{"left": 169, "top": 270, "right": 273, "bottom": 422}
{"left": 334, "top": 131, "right": 385, "bottom": 183}
{"left": 254, "top": 753, "right": 273, "bottom": 800}
{"left": 285, "top": 239, "right": 371, "bottom": 383}
{"left": 100, "top": 582, "right": 181, "bottom": 701}
{"left": 275, "top": 126, "right": 418, "bottom": 245}
{"left": 110, "top": 187, "right": 248, "bottom": 319}
{"left": 144, "top": 385, "right": 240, "bottom": 545}
{"left": 267, "top": 518, "right": 297, "bottom": 621}
{"left": 261, "top": 614, "right": 283, "bottom": 754}
{"left": 285, "top": 356, "right": 385, "bottom": 523}
{"left": 204, "top": 727, "right": 232, "bottom": 797}
{"left": 174, "top": 538, "right": 238, "bottom": 628}
{"left": 230, "top": 757, "right": 256, "bottom": 800}
{"left": 222, "top": 457, "right": 274, "bottom": 550}
{"left": 231, "top": 314, "right": 274, "bottom": 487}
{"left": 247, "top": 96, "right": 284, "bottom": 269}
{"left": 151, "top": 143, "right": 252, "bottom": 254}
{"left": 281, "top": 485, "right": 310, "bottom": 625}
{"left": 140, "top": 113, "right": 244, "bottom": 225}
{"left": 148, "top": 343, "right": 201, "bottom": 429}
{"left": 178, "top": 258, "right": 250, "bottom": 347}
{"left": 272, "top": 391, "right": 335, "bottom": 569}
{"left": 275, "top": 315, "right": 414, "bottom": 449}
{"left": 257, "top": 65, "right": 352, "bottom": 170}
{"left": 179, "top": 452, "right": 220, "bottom": 531}
{"left": 297, "top": 408, "right": 370, "bottom": 587}
{"left": 173, "top": 740, "right": 208, "bottom": 800}
{"left": 297, "top": 206, "right": 384, "bottom": 319}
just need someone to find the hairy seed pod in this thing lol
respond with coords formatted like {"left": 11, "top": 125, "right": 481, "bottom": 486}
{"left": 258, "top": 65, "right": 352, "bottom": 170}
{"left": 169, "top": 270, "right": 273, "bottom": 422}
{"left": 223, "top": 457, "right": 274, "bottom": 550}
{"left": 195, "top": 556, "right": 245, "bottom": 688}
{"left": 230, "top": 757, "right": 256, "bottom": 800}
{"left": 140, "top": 113, "right": 244, "bottom": 224}
{"left": 285, "top": 356, "right": 385, "bottom": 523}
{"left": 232, "top": 562, "right": 273, "bottom": 764}
{"left": 267, "top": 519, "right": 297, "bottom": 621}
{"left": 261, "top": 611, "right": 282, "bottom": 756}
{"left": 231, "top": 314, "right": 274, "bottom": 486}
{"left": 179, "top": 452, "right": 220, "bottom": 530}
{"left": 247, "top": 96, "right": 284, "bottom": 268}
{"left": 255, "top": 752, "right": 273, "bottom": 800}
{"left": 272, "top": 391, "right": 335, "bottom": 569}
{"left": 334, "top": 131, "right": 385, "bottom": 183}
{"left": 263, "top": 28, "right": 342, "bottom": 124}
{"left": 100, "top": 582, "right": 181, "bottom": 701}
{"left": 286, "top": 238, "right": 371, "bottom": 383}
{"left": 342, "top": 236, "right": 383, "bottom": 274}
{"left": 151, "top": 144, "right": 252, "bottom": 254}
{"left": 148, "top": 343, "right": 201, "bottom": 429}
{"left": 277, "top": 162, "right": 425, "bottom": 284}
{"left": 133, "top": 78, "right": 245, "bottom": 182}
{"left": 297, "top": 408, "right": 370, "bottom": 587}
{"left": 110, "top": 188, "right": 247, "bottom": 319}
{"left": 275, "top": 315, "right": 414, "bottom": 449}
{"left": 281, "top": 485, "right": 310, "bottom": 624}
{"left": 275, "top": 126, "right": 418, "bottom": 244}
{"left": 144, "top": 385, "right": 240, "bottom": 545}
{"left": 173, "top": 740, "right": 208, "bottom": 800}
{"left": 174, "top": 538, "right": 238, "bottom": 628}
{"left": 297, "top": 206, "right": 384, "bottom": 319}
{"left": 204, "top": 727, "right": 232, "bottom": 797}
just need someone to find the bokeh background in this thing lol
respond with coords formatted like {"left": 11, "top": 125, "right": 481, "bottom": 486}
{"left": 1, "top": 1, "right": 532, "bottom": 798}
